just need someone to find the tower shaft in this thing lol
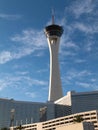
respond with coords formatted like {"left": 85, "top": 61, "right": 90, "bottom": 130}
{"left": 47, "top": 37, "right": 62, "bottom": 101}
{"left": 44, "top": 24, "right": 63, "bottom": 102}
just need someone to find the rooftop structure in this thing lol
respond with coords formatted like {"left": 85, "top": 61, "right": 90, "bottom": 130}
{"left": 55, "top": 90, "right": 98, "bottom": 114}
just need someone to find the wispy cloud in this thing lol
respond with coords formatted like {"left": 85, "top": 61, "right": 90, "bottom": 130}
{"left": 25, "top": 92, "right": 37, "bottom": 98}
{"left": 37, "top": 69, "right": 48, "bottom": 73}
{"left": 62, "top": 69, "right": 98, "bottom": 90}
{"left": 1, "top": 3, "right": 96, "bottom": 65}
{"left": 0, "top": 79, "right": 9, "bottom": 91}
{"left": 66, "top": 70, "right": 92, "bottom": 80}
{"left": 74, "top": 59, "right": 86, "bottom": 63}
{"left": 60, "top": 0, "right": 98, "bottom": 60}
{"left": 0, "top": 74, "right": 48, "bottom": 92}
{"left": 0, "top": 75, "right": 21, "bottom": 91}
{"left": 84, "top": 40, "right": 95, "bottom": 52}
{"left": 25, "top": 77, "right": 48, "bottom": 86}
{"left": 62, "top": 41, "right": 79, "bottom": 50}
{"left": 11, "top": 30, "right": 47, "bottom": 48}
{"left": 60, "top": 50, "right": 77, "bottom": 57}
{"left": 76, "top": 82, "right": 92, "bottom": 88}
{"left": 69, "top": 0, "right": 96, "bottom": 18}
{"left": 0, "top": 29, "right": 47, "bottom": 64}
{"left": 60, "top": 26, "right": 80, "bottom": 57}
{"left": 0, "top": 13, "right": 22, "bottom": 20}
{"left": 0, "top": 51, "right": 12, "bottom": 64}
{"left": 74, "top": 22, "right": 98, "bottom": 34}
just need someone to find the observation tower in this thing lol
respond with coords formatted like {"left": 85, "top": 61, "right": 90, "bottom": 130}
{"left": 44, "top": 13, "right": 63, "bottom": 102}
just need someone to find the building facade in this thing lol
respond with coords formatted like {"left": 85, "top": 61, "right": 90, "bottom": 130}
{"left": 0, "top": 98, "right": 71, "bottom": 129}
{"left": 1, "top": 90, "right": 98, "bottom": 129}
{"left": 11, "top": 110, "right": 97, "bottom": 130}
{"left": 11, "top": 122, "right": 94, "bottom": 130}
{"left": 55, "top": 91, "right": 98, "bottom": 113}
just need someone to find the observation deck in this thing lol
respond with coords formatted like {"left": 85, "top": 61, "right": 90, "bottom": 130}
{"left": 44, "top": 24, "right": 63, "bottom": 37}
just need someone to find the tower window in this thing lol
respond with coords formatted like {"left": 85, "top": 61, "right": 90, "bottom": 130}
{"left": 50, "top": 37, "right": 57, "bottom": 44}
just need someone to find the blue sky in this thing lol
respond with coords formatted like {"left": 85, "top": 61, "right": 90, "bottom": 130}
{"left": 0, "top": 0, "right": 98, "bottom": 102}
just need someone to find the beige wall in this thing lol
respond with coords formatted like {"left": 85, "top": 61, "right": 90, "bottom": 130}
{"left": 10, "top": 122, "right": 94, "bottom": 130}
{"left": 56, "top": 122, "right": 94, "bottom": 130}
{"left": 37, "top": 123, "right": 42, "bottom": 130}
{"left": 55, "top": 91, "right": 73, "bottom": 105}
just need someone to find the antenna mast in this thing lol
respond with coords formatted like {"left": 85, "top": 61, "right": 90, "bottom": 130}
{"left": 52, "top": 9, "right": 55, "bottom": 24}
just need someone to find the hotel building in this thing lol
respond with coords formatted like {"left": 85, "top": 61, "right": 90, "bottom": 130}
{"left": 55, "top": 91, "right": 98, "bottom": 113}
{"left": 11, "top": 110, "right": 97, "bottom": 130}
{"left": 1, "top": 90, "right": 98, "bottom": 129}
{"left": 0, "top": 98, "right": 71, "bottom": 128}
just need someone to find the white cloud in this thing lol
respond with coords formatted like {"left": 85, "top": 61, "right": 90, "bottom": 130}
{"left": 0, "top": 76, "right": 20, "bottom": 91}
{"left": 62, "top": 41, "right": 79, "bottom": 50}
{"left": 75, "top": 81, "right": 98, "bottom": 90}
{"left": 61, "top": 1, "right": 98, "bottom": 58}
{"left": 60, "top": 29, "right": 79, "bottom": 57}
{"left": 67, "top": 70, "right": 92, "bottom": 79}
{"left": 60, "top": 51, "right": 76, "bottom": 57}
{"left": 11, "top": 29, "right": 47, "bottom": 54}
{"left": 0, "top": 73, "right": 48, "bottom": 91}
{"left": 16, "top": 71, "right": 29, "bottom": 75}
{"left": 7, "top": 21, "right": 96, "bottom": 66}
{"left": 25, "top": 92, "right": 37, "bottom": 98}
{"left": 0, "top": 51, "right": 12, "bottom": 64}
{"left": 37, "top": 69, "right": 48, "bottom": 73}
{"left": 13, "top": 47, "right": 35, "bottom": 59}
{"left": 91, "top": 78, "right": 97, "bottom": 82}
{"left": 62, "top": 69, "right": 98, "bottom": 90}
{"left": 0, "top": 80, "right": 8, "bottom": 91}
{"left": 0, "top": 29, "right": 47, "bottom": 64}
{"left": 11, "top": 29, "right": 47, "bottom": 48}
{"left": 1, "top": 11, "right": 96, "bottom": 66}
{"left": 76, "top": 82, "right": 91, "bottom": 88}
{"left": 74, "top": 59, "right": 86, "bottom": 63}
{"left": 62, "top": 69, "right": 92, "bottom": 85}
{"left": 74, "top": 22, "right": 98, "bottom": 34}
{"left": 85, "top": 41, "right": 94, "bottom": 52}
{"left": 24, "top": 77, "right": 48, "bottom": 86}
{"left": 69, "top": 0, "right": 96, "bottom": 18}
{"left": 0, "top": 48, "right": 34, "bottom": 64}
{"left": 0, "top": 13, "right": 22, "bottom": 20}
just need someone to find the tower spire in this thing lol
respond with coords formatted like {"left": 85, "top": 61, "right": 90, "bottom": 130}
{"left": 52, "top": 9, "right": 55, "bottom": 24}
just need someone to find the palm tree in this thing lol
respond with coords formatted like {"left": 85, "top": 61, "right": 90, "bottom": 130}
{"left": 73, "top": 115, "right": 84, "bottom": 123}
{"left": 16, "top": 125, "right": 23, "bottom": 130}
